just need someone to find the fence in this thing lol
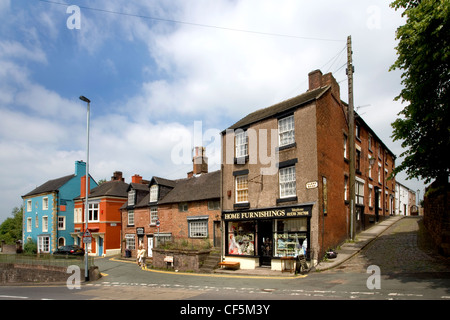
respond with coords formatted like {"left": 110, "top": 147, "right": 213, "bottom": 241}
{"left": 0, "top": 254, "right": 95, "bottom": 270}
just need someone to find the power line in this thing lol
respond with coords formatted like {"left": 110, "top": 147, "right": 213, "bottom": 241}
{"left": 38, "top": 0, "right": 344, "bottom": 42}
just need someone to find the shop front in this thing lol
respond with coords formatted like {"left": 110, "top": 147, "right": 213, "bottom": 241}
{"left": 222, "top": 204, "right": 312, "bottom": 271}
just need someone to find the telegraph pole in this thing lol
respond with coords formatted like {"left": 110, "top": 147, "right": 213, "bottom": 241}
{"left": 346, "top": 36, "right": 356, "bottom": 240}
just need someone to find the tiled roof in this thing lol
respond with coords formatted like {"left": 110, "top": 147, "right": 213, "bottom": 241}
{"left": 22, "top": 174, "right": 74, "bottom": 198}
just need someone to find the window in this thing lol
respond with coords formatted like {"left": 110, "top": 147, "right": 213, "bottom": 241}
{"left": 125, "top": 234, "right": 135, "bottom": 250}
{"left": 368, "top": 185, "right": 373, "bottom": 207}
{"left": 208, "top": 200, "right": 220, "bottom": 210}
{"left": 58, "top": 216, "right": 65, "bottom": 230}
{"left": 356, "top": 150, "right": 361, "bottom": 172}
{"left": 88, "top": 203, "right": 99, "bottom": 222}
{"left": 227, "top": 221, "right": 255, "bottom": 255}
{"left": 235, "top": 175, "right": 248, "bottom": 203}
{"left": 356, "top": 124, "right": 360, "bottom": 139}
{"left": 74, "top": 208, "right": 82, "bottom": 223}
{"left": 27, "top": 218, "right": 32, "bottom": 232}
{"left": 150, "top": 208, "right": 158, "bottom": 225}
{"left": 27, "top": 200, "right": 32, "bottom": 212}
{"left": 43, "top": 197, "right": 49, "bottom": 210}
{"left": 38, "top": 235, "right": 50, "bottom": 253}
{"left": 179, "top": 202, "right": 188, "bottom": 212}
{"left": 279, "top": 166, "right": 296, "bottom": 198}
{"left": 235, "top": 130, "right": 248, "bottom": 158}
{"left": 150, "top": 185, "right": 158, "bottom": 202}
{"left": 189, "top": 218, "right": 208, "bottom": 238}
{"left": 128, "top": 190, "right": 136, "bottom": 206}
{"left": 35, "top": 213, "right": 39, "bottom": 228}
{"left": 344, "top": 176, "right": 349, "bottom": 201}
{"left": 278, "top": 115, "right": 295, "bottom": 147}
{"left": 378, "top": 163, "right": 382, "bottom": 183}
{"left": 368, "top": 155, "right": 373, "bottom": 179}
{"left": 356, "top": 181, "right": 365, "bottom": 205}
{"left": 343, "top": 135, "right": 348, "bottom": 159}
{"left": 368, "top": 135, "right": 373, "bottom": 151}
{"left": 274, "top": 218, "right": 308, "bottom": 257}
{"left": 128, "top": 210, "right": 134, "bottom": 226}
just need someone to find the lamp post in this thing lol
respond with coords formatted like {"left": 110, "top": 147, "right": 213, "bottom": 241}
{"left": 79, "top": 95, "right": 90, "bottom": 282}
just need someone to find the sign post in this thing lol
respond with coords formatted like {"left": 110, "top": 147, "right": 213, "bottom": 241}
{"left": 156, "top": 220, "right": 160, "bottom": 248}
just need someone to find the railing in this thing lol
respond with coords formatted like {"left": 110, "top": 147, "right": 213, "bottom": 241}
{"left": 0, "top": 254, "right": 95, "bottom": 269}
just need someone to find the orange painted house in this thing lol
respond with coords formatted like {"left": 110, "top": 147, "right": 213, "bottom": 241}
{"left": 73, "top": 171, "right": 128, "bottom": 256}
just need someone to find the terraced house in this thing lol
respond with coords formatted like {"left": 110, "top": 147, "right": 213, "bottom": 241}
{"left": 22, "top": 161, "right": 97, "bottom": 253}
{"left": 220, "top": 69, "right": 396, "bottom": 270}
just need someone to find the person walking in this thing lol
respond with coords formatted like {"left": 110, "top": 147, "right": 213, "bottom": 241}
{"left": 136, "top": 245, "right": 146, "bottom": 269}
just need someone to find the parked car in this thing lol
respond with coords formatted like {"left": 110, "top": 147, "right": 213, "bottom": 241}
{"left": 53, "top": 245, "right": 85, "bottom": 256}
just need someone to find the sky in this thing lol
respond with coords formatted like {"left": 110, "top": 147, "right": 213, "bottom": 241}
{"left": 0, "top": 0, "right": 427, "bottom": 223}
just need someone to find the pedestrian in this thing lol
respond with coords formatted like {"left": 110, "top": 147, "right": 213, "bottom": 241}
{"left": 137, "top": 245, "right": 146, "bottom": 268}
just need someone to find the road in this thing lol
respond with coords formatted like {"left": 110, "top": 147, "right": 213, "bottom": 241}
{"left": 1, "top": 217, "right": 449, "bottom": 303}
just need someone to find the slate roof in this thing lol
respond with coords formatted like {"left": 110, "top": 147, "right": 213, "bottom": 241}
{"left": 22, "top": 174, "right": 75, "bottom": 198}
{"left": 75, "top": 180, "right": 129, "bottom": 200}
{"left": 158, "top": 170, "right": 220, "bottom": 204}
{"left": 227, "top": 85, "right": 330, "bottom": 130}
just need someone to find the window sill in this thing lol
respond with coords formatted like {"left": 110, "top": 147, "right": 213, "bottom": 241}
{"left": 234, "top": 202, "right": 250, "bottom": 210}
{"left": 234, "top": 156, "right": 249, "bottom": 164}
{"left": 276, "top": 196, "right": 298, "bottom": 204}
{"left": 276, "top": 142, "right": 296, "bottom": 152}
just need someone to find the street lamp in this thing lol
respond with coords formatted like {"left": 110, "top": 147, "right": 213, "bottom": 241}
{"left": 79, "top": 95, "right": 90, "bottom": 282}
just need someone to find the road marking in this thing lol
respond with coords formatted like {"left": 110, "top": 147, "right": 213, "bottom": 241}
{"left": 0, "top": 295, "right": 28, "bottom": 299}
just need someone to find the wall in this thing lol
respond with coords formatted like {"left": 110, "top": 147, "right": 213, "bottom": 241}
{"left": 423, "top": 180, "right": 450, "bottom": 256}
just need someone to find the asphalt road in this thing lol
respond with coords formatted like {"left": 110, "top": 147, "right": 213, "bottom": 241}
{"left": 1, "top": 217, "right": 449, "bottom": 303}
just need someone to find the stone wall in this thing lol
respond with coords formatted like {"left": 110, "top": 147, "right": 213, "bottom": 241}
{"left": 152, "top": 248, "right": 210, "bottom": 272}
{"left": 0, "top": 263, "right": 100, "bottom": 284}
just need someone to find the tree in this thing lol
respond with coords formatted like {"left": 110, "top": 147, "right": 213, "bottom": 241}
{"left": 0, "top": 207, "right": 23, "bottom": 244}
{"left": 390, "top": 0, "right": 450, "bottom": 183}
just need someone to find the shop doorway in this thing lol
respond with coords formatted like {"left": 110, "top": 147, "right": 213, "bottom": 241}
{"left": 258, "top": 220, "right": 273, "bottom": 267}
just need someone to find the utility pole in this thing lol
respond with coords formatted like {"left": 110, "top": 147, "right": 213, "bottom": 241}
{"left": 346, "top": 35, "right": 356, "bottom": 240}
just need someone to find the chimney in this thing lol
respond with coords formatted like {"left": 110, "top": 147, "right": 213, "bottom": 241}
{"left": 308, "top": 69, "right": 340, "bottom": 102}
{"left": 131, "top": 174, "right": 143, "bottom": 184}
{"left": 80, "top": 175, "right": 90, "bottom": 198}
{"left": 111, "top": 171, "right": 124, "bottom": 182}
{"left": 75, "top": 160, "right": 86, "bottom": 176}
{"left": 191, "top": 146, "right": 208, "bottom": 177}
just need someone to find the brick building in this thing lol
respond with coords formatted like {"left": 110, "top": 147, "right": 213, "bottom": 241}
{"left": 121, "top": 147, "right": 221, "bottom": 258}
{"left": 220, "top": 69, "right": 395, "bottom": 270}
{"left": 73, "top": 171, "right": 128, "bottom": 256}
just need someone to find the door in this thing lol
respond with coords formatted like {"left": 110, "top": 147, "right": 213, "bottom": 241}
{"left": 98, "top": 237, "right": 103, "bottom": 257}
{"left": 258, "top": 220, "right": 273, "bottom": 267}
{"left": 148, "top": 236, "right": 153, "bottom": 258}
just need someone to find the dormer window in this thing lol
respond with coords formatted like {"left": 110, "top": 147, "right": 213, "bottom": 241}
{"left": 150, "top": 185, "right": 158, "bottom": 203}
{"left": 128, "top": 189, "right": 136, "bottom": 206}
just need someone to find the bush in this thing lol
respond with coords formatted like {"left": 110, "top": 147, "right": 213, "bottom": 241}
{"left": 23, "top": 239, "right": 37, "bottom": 255}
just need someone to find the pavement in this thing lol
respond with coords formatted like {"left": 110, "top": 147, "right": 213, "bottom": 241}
{"left": 314, "top": 215, "right": 404, "bottom": 272}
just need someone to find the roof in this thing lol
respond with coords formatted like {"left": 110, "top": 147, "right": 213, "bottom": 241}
{"left": 226, "top": 85, "right": 330, "bottom": 130}
{"left": 75, "top": 180, "right": 129, "bottom": 200}
{"left": 150, "top": 176, "right": 177, "bottom": 188}
{"left": 22, "top": 174, "right": 75, "bottom": 198}
{"left": 158, "top": 170, "right": 220, "bottom": 204}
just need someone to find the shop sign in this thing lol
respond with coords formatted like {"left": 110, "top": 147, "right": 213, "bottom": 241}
{"left": 223, "top": 205, "right": 312, "bottom": 221}
{"left": 136, "top": 227, "right": 145, "bottom": 236}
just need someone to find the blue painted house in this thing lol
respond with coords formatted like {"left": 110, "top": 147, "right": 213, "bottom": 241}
{"left": 22, "top": 161, "right": 97, "bottom": 253}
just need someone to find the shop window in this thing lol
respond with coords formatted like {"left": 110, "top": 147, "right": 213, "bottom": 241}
{"left": 274, "top": 218, "right": 308, "bottom": 257}
{"left": 228, "top": 221, "right": 255, "bottom": 255}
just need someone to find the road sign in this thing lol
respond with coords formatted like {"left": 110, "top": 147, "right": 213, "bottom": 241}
{"left": 156, "top": 220, "right": 160, "bottom": 227}
{"left": 83, "top": 229, "right": 92, "bottom": 243}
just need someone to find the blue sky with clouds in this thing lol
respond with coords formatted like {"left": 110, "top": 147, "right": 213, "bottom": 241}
{"left": 0, "top": 0, "right": 426, "bottom": 223}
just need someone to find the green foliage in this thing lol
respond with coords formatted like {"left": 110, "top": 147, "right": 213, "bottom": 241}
{"left": 389, "top": 0, "right": 450, "bottom": 183}
{"left": 23, "top": 239, "right": 37, "bottom": 255}
{"left": 0, "top": 207, "right": 23, "bottom": 244}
